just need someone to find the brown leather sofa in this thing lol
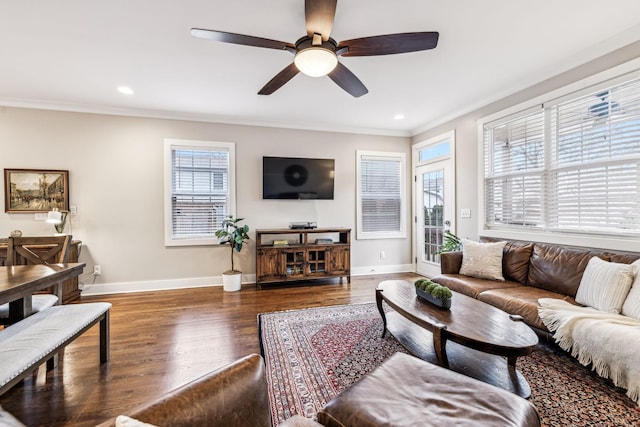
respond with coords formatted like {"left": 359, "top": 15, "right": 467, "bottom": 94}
{"left": 432, "top": 239, "right": 640, "bottom": 334}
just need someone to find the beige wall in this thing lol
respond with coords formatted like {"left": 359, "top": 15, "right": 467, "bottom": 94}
{"left": 412, "top": 41, "right": 640, "bottom": 244}
{"left": 0, "top": 108, "right": 411, "bottom": 292}
{"left": 3, "top": 41, "right": 637, "bottom": 292}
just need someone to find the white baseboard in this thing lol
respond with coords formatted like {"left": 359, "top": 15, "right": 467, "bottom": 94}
{"left": 81, "top": 274, "right": 256, "bottom": 296}
{"left": 80, "top": 265, "right": 414, "bottom": 296}
{"left": 351, "top": 264, "right": 415, "bottom": 276}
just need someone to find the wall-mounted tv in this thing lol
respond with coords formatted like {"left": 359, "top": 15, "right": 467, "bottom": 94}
{"left": 263, "top": 156, "right": 335, "bottom": 200}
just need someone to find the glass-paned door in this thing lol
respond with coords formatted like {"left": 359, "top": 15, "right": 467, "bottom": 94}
{"left": 416, "top": 161, "right": 455, "bottom": 277}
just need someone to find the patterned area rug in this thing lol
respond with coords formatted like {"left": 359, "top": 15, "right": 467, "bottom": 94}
{"left": 259, "top": 302, "right": 640, "bottom": 426}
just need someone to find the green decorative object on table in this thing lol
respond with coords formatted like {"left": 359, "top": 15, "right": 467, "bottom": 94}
{"left": 414, "top": 278, "right": 452, "bottom": 309}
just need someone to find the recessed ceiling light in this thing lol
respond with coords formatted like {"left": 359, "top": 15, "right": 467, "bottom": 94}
{"left": 394, "top": 113, "right": 405, "bottom": 120}
{"left": 117, "top": 86, "right": 134, "bottom": 95}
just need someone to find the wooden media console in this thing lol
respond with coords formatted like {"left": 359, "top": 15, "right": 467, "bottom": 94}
{"left": 255, "top": 228, "right": 350, "bottom": 289}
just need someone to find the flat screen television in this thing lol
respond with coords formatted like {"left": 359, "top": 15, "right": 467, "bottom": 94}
{"left": 263, "top": 156, "right": 335, "bottom": 200}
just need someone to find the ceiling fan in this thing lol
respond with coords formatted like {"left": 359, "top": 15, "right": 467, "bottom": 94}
{"left": 191, "top": 0, "right": 439, "bottom": 97}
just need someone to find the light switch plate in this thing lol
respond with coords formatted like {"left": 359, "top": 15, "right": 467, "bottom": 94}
{"left": 461, "top": 209, "right": 471, "bottom": 218}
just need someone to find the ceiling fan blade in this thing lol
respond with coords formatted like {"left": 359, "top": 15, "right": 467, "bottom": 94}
{"left": 328, "top": 62, "right": 368, "bottom": 98}
{"left": 305, "top": 0, "right": 337, "bottom": 41}
{"left": 191, "top": 28, "right": 295, "bottom": 51}
{"left": 258, "top": 63, "right": 300, "bottom": 95}
{"left": 338, "top": 32, "right": 439, "bottom": 57}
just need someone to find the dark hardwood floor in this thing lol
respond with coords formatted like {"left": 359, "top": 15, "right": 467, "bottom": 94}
{"left": 0, "top": 273, "right": 419, "bottom": 426}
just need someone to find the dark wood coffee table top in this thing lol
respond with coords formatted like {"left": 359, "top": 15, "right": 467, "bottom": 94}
{"left": 376, "top": 279, "right": 539, "bottom": 398}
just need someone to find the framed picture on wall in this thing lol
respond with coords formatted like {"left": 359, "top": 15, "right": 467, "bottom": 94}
{"left": 4, "top": 169, "right": 70, "bottom": 213}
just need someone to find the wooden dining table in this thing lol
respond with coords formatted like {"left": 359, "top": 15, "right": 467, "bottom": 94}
{"left": 0, "top": 263, "right": 86, "bottom": 324}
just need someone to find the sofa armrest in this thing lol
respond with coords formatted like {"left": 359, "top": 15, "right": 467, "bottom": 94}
{"left": 97, "top": 353, "right": 271, "bottom": 427}
{"left": 440, "top": 251, "right": 463, "bottom": 274}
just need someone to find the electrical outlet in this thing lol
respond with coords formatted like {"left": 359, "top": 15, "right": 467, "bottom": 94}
{"left": 34, "top": 213, "right": 47, "bottom": 221}
{"left": 70, "top": 205, "right": 78, "bottom": 215}
{"left": 93, "top": 265, "right": 102, "bottom": 276}
{"left": 379, "top": 251, "right": 386, "bottom": 260}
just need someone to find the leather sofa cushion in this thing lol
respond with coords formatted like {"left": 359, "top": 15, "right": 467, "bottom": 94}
{"left": 433, "top": 274, "right": 521, "bottom": 298}
{"left": 606, "top": 252, "right": 640, "bottom": 264}
{"left": 526, "top": 243, "right": 609, "bottom": 297}
{"left": 439, "top": 251, "right": 463, "bottom": 274}
{"left": 480, "top": 238, "right": 533, "bottom": 284}
{"left": 478, "top": 287, "right": 577, "bottom": 331}
{"left": 503, "top": 242, "right": 534, "bottom": 284}
{"left": 317, "top": 352, "right": 540, "bottom": 427}
{"left": 440, "top": 243, "right": 533, "bottom": 285}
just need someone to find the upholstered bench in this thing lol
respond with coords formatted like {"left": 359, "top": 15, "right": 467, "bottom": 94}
{"left": 317, "top": 352, "right": 541, "bottom": 427}
{"left": 0, "top": 302, "right": 111, "bottom": 396}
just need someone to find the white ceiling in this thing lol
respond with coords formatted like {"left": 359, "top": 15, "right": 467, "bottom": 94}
{"left": 1, "top": 1, "right": 639, "bottom": 136}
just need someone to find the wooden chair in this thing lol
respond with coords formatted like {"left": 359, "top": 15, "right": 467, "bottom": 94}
{"left": 0, "top": 235, "right": 72, "bottom": 325}
{"left": 6, "top": 235, "right": 71, "bottom": 266}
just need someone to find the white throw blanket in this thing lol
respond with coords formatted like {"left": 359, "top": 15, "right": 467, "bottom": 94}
{"left": 538, "top": 298, "right": 640, "bottom": 405}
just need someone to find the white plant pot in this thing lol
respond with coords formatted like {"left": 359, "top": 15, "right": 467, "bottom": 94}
{"left": 222, "top": 272, "right": 242, "bottom": 292}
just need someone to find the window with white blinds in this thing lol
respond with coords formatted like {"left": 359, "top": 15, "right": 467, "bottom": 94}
{"left": 164, "top": 139, "right": 236, "bottom": 246}
{"left": 356, "top": 151, "right": 407, "bottom": 239}
{"left": 483, "top": 74, "right": 640, "bottom": 237}
{"left": 484, "top": 108, "right": 545, "bottom": 228}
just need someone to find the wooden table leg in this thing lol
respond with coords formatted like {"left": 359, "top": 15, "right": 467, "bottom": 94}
{"left": 507, "top": 355, "right": 518, "bottom": 377}
{"left": 433, "top": 325, "right": 449, "bottom": 368}
{"left": 100, "top": 311, "right": 110, "bottom": 363}
{"left": 46, "top": 354, "right": 59, "bottom": 370}
{"left": 53, "top": 281, "right": 63, "bottom": 305}
{"left": 8, "top": 296, "right": 32, "bottom": 324}
{"left": 375, "top": 289, "right": 387, "bottom": 338}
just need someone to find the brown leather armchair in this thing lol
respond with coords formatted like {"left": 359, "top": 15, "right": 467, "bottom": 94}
{"left": 97, "top": 354, "right": 271, "bottom": 427}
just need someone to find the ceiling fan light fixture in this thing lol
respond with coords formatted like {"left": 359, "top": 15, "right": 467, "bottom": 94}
{"left": 191, "top": 1, "right": 439, "bottom": 96}
{"left": 294, "top": 47, "right": 338, "bottom": 77}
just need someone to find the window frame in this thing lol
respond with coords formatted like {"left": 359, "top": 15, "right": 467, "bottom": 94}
{"left": 163, "top": 138, "right": 236, "bottom": 247}
{"left": 477, "top": 59, "right": 640, "bottom": 251}
{"left": 356, "top": 150, "right": 407, "bottom": 240}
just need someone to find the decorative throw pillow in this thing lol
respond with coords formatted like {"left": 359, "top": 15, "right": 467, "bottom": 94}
{"left": 459, "top": 239, "right": 506, "bottom": 281}
{"left": 279, "top": 414, "right": 325, "bottom": 426}
{"left": 115, "top": 416, "right": 158, "bottom": 427}
{"left": 0, "top": 406, "right": 26, "bottom": 427}
{"left": 575, "top": 257, "right": 634, "bottom": 314}
{"left": 621, "top": 259, "right": 640, "bottom": 320}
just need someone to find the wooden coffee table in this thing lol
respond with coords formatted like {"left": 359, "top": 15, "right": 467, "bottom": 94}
{"left": 376, "top": 280, "right": 538, "bottom": 398}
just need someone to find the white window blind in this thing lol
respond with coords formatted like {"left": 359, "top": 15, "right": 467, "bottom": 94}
{"left": 484, "top": 108, "right": 545, "bottom": 228}
{"left": 164, "top": 139, "right": 235, "bottom": 246}
{"left": 548, "top": 79, "right": 640, "bottom": 234}
{"left": 483, "top": 74, "right": 640, "bottom": 237}
{"left": 357, "top": 151, "right": 406, "bottom": 239}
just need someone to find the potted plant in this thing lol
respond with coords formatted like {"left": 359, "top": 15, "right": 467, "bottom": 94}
{"left": 437, "top": 230, "right": 462, "bottom": 254}
{"left": 215, "top": 216, "right": 250, "bottom": 292}
{"left": 414, "top": 278, "right": 453, "bottom": 309}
